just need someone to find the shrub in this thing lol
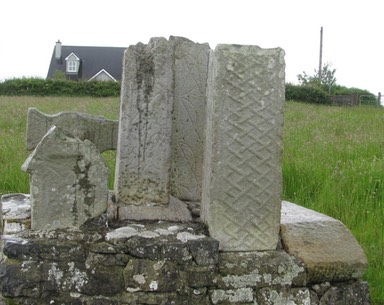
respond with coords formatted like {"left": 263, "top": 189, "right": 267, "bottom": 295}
{"left": 0, "top": 78, "right": 120, "bottom": 97}
{"left": 285, "top": 83, "right": 331, "bottom": 105}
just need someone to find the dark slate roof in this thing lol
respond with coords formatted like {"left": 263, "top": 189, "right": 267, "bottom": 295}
{"left": 47, "top": 45, "right": 126, "bottom": 80}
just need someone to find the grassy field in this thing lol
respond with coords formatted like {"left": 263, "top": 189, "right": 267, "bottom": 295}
{"left": 283, "top": 101, "right": 384, "bottom": 303}
{"left": 0, "top": 96, "right": 383, "bottom": 302}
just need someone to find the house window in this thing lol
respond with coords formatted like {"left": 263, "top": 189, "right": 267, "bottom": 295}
{"left": 65, "top": 52, "right": 80, "bottom": 74}
{"left": 67, "top": 61, "right": 78, "bottom": 72}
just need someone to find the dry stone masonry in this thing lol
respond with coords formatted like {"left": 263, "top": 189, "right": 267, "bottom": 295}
{"left": 0, "top": 36, "right": 370, "bottom": 305}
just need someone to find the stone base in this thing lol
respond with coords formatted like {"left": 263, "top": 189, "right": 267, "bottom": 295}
{"left": 0, "top": 196, "right": 370, "bottom": 305}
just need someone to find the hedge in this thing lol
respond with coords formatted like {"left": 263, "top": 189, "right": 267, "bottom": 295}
{"left": 285, "top": 83, "right": 331, "bottom": 105}
{"left": 0, "top": 78, "right": 120, "bottom": 97}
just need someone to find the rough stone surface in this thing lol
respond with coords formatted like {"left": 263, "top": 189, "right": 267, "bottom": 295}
{"left": 117, "top": 196, "right": 192, "bottom": 222}
{"left": 22, "top": 126, "right": 109, "bottom": 230}
{"left": 280, "top": 201, "right": 368, "bottom": 283}
{"left": 210, "top": 288, "right": 254, "bottom": 304}
{"left": 201, "top": 44, "right": 285, "bottom": 251}
{"left": 115, "top": 37, "right": 174, "bottom": 207}
{"left": 319, "top": 281, "right": 370, "bottom": 305}
{"left": 170, "top": 36, "right": 210, "bottom": 202}
{"left": 216, "top": 251, "right": 306, "bottom": 289}
{"left": 256, "top": 287, "right": 311, "bottom": 305}
{"left": 26, "top": 107, "right": 118, "bottom": 153}
{"left": 1, "top": 194, "right": 31, "bottom": 234}
{"left": 0, "top": 219, "right": 370, "bottom": 305}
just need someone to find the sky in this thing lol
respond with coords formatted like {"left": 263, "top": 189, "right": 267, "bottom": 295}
{"left": 1, "top": 0, "right": 383, "bottom": 95}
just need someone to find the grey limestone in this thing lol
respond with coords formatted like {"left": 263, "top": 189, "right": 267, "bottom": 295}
{"left": 201, "top": 44, "right": 285, "bottom": 251}
{"left": 1, "top": 193, "right": 31, "bottom": 234}
{"left": 170, "top": 36, "right": 210, "bottom": 201}
{"left": 114, "top": 37, "right": 174, "bottom": 207}
{"left": 26, "top": 107, "right": 118, "bottom": 153}
{"left": 280, "top": 201, "right": 368, "bottom": 283}
{"left": 22, "top": 126, "right": 109, "bottom": 230}
{"left": 256, "top": 287, "right": 311, "bottom": 305}
{"left": 114, "top": 36, "right": 210, "bottom": 221}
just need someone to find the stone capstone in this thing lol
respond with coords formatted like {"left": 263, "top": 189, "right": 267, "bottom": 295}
{"left": 22, "top": 126, "right": 109, "bottom": 230}
{"left": 280, "top": 201, "right": 368, "bottom": 283}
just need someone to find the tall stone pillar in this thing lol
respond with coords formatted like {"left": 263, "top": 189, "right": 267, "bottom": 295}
{"left": 114, "top": 37, "right": 174, "bottom": 207}
{"left": 114, "top": 37, "right": 209, "bottom": 221}
{"left": 170, "top": 36, "right": 210, "bottom": 202}
{"left": 201, "top": 45, "right": 285, "bottom": 251}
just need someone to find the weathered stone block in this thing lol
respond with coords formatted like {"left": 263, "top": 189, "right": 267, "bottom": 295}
{"left": 22, "top": 126, "right": 109, "bottom": 230}
{"left": 1, "top": 193, "right": 31, "bottom": 233}
{"left": 170, "top": 36, "right": 210, "bottom": 202}
{"left": 41, "top": 261, "right": 90, "bottom": 294}
{"left": 319, "top": 281, "right": 370, "bottom": 305}
{"left": 3, "top": 236, "right": 87, "bottom": 262}
{"left": 115, "top": 37, "right": 174, "bottom": 207}
{"left": 280, "top": 201, "right": 368, "bottom": 283}
{"left": 186, "top": 265, "right": 217, "bottom": 288}
{"left": 189, "top": 238, "right": 219, "bottom": 266}
{"left": 202, "top": 44, "right": 285, "bottom": 251}
{"left": 0, "top": 258, "right": 42, "bottom": 298}
{"left": 161, "top": 242, "right": 192, "bottom": 263}
{"left": 117, "top": 196, "right": 192, "bottom": 222}
{"left": 216, "top": 251, "right": 306, "bottom": 289}
{"left": 82, "top": 265, "right": 123, "bottom": 296}
{"left": 210, "top": 288, "right": 254, "bottom": 304}
{"left": 26, "top": 107, "right": 118, "bottom": 153}
{"left": 123, "top": 259, "right": 180, "bottom": 292}
{"left": 256, "top": 287, "right": 311, "bottom": 305}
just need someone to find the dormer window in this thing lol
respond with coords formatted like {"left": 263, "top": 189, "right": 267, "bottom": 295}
{"left": 67, "top": 60, "right": 78, "bottom": 72}
{"left": 65, "top": 52, "right": 80, "bottom": 74}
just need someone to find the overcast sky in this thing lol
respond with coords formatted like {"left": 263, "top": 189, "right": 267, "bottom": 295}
{"left": 1, "top": 0, "right": 383, "bottom": 95}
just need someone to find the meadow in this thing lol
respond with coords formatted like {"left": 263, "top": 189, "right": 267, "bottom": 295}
{"left": 0, "top": 96, "right": 383, "bottom": 303}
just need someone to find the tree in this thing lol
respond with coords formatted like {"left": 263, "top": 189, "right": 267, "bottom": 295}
{"left": 297, "top": 62, "right": 336, "bottom": 95}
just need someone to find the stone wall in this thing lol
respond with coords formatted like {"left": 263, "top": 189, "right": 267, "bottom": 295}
{"left": 0, "top": 197, "right": 370, "bottom": 305}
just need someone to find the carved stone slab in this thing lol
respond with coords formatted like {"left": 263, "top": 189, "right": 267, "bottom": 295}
{"left": 201, "top": 44, "right": 285, "bottom": 251}
{"left": 26, "top": 107, "right": 118, "bottom": 153}
{"left": 170, "top": 36, "right": 210, "bottom": 201}
{"left": 22, "top": 126, "right": 109, "bottom": 230}
{"left": 114, "top": 37, "right": 174, "bottom": 206}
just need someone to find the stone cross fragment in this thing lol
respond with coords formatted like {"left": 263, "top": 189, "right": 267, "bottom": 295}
{"left": 26, "top": 107, "right": 118, "bottom": 153}
{"left": 114, "top": 36, "right": 209, "bottom": 221}
{"left": 201, "top": 44, "right": 285, "bottom": 251}
{"left": 170, "top": 36, "right": 210, "bottom": 202}
{"left": 22, "top": 126, "right": 109, "bottom": 230}
{"left": 114, "top": 37, "right": 174, "bottom": 207}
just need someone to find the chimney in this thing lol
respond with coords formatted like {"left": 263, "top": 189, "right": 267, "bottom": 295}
{"left": 55, "top": 40, "right": 62, "bottom": 62}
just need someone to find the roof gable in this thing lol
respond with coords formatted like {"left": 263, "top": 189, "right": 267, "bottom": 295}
{"left": 65, "top": 52, "right": 80, "bottom": 61}
{"left": 88, "top": 69, "right": 117, "bottom": 82}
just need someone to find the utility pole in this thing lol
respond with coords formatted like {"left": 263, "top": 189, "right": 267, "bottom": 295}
{"left": 318, "top": 26, "right": 323, "bottom": 80}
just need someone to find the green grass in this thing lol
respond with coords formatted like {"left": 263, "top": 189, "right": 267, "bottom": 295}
{"left": 0, "top": 96, "right": 383, "bottom": 303}
{"left": 283, "top": 101, "right": 384, "bottom": 303}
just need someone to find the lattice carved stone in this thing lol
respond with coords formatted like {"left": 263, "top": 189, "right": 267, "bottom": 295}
{"left": 201, "top": 44, "right": 285, "bottom": 251}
